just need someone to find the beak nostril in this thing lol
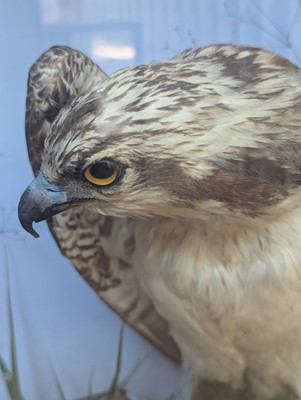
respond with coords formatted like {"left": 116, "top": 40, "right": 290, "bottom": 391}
{"left": 46, "top": 188, "right": 60, "bottom": 193}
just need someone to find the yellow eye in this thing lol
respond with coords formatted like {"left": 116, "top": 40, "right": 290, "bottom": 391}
{"left": 84, "top": 161, "right": 118, "bottom": 186}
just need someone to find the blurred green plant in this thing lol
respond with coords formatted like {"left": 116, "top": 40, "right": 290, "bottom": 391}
{"left": 0, "top": 298, "right": 128, "bottom": 400}
{"left": 0, "top": 208, "right": 130, "bottom": 400}
{"left": 0, "top": 241, "right": 24, "bottom": 400}
{"left": 68, "top": 324, "right": 129, "bottom": 400}
{"left": 0, "top": 308, "right": 128, "bottom": 400}
{"left": 0, "top": 224, "right": 146, "bottom": 400}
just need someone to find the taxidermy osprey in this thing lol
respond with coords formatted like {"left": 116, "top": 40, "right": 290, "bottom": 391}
{"left": 18, "top": 44, "right": 301, "bottom": 400}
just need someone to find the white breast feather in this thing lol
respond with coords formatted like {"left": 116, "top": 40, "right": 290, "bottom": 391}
{"left": 133, "top": 204, "right": 301, "bottom": 399}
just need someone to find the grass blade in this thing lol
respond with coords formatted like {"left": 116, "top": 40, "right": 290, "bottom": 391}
{"left": 0, "top": 241, "right": 24, "bottom": 400}
{"left": 107, "top": 324, "right": 124, "bottom": 397}
{"left": 74, "top": 323, "right": 125, "bottom": 400}
{"left": 51, "top": 366, "right": 68, "bottom": 400}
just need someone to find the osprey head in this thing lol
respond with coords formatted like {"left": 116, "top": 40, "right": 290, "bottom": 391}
{"left": 19, "top": 45, "right": 301, "bottom": 237}
{"left": 18, "top": 74, "right": 212, "bottom": 237}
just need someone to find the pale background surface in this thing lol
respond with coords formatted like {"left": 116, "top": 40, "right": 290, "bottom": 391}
{"left": 0, "top": 1, "right": 301, "bottom": 399}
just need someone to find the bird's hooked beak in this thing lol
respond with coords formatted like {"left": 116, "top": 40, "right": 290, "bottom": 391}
{"left": 18, "top": 172, "right": 74, "bottom": 238}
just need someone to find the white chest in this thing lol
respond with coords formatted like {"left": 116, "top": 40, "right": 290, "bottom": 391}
{"left": 133, "top": 217, "right": 301, "bottom": 398}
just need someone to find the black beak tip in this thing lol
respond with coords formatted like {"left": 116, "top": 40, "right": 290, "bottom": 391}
{"left": 25, "top": 224, "right": 40, "bottom": 239}
{"left": 18, "top": 216, "right": 40, "bottom": 238}
{"left": 17, "top": 201, "right": 40, "bottom": 239}
{"left": 18, "top": 173, "right": 72, "bottom": 239}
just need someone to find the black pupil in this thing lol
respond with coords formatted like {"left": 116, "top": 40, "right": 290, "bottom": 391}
{"left": 90, "top": 162, "right": 115, "bottom": 179}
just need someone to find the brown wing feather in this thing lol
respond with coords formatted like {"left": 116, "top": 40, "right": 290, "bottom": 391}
{"left": 25, "top": 46, "right": 180, "bottom": 362}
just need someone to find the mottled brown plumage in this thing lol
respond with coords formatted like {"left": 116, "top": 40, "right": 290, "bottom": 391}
{"left": 19, "top": 44, "right": 301, "bottom": 399}
{"left": 24, "top": 46, "right": 180, "bottom": 362}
